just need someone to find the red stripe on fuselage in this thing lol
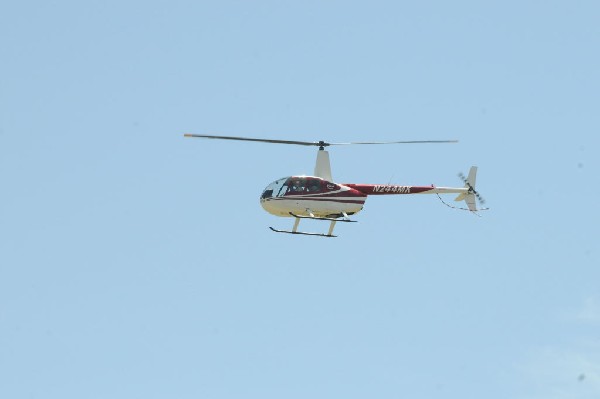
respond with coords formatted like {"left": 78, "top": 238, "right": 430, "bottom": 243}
{"left": 270, "top": 197, "right": 366, "bottom": 205}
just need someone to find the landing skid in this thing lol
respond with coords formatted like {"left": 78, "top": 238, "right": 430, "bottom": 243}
{"left": 269, "top": 211, "right": 356, "bottom": 237}
{"left": 269, "top": 227, "right": 337, "bottom": 238}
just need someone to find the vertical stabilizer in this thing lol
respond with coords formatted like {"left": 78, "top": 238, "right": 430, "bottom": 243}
{"left": 466, "top": 166, "right": 477, "bottom": 188}
{"left": 455, "top": 166, "right": 479, "bottom": 212}
{"left": 314, "top": 149, "right": 333, "bottom": 181}
{"left": 465, "top": 166, "right": 478, "bottom": 211}
{"left": 465, "top": 193, "right": 478, "bottom": 212}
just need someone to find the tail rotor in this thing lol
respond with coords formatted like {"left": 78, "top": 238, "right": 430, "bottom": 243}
{"left": 436, "top": 166, "right": 488, "bottom": 214}
{"left": 454, "top": 166, "right": 488, "bottom": 214}
{"left": 458, "top": 170, "right": 486, "bottom": 206}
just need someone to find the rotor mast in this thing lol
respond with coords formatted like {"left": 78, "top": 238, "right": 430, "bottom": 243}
{"left": 314, "top": 148, "right": 333, "bottom": 181}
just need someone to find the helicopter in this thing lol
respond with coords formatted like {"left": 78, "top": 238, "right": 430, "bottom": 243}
{"left": 184, "top": 134, "right": 486, "bottom": 237}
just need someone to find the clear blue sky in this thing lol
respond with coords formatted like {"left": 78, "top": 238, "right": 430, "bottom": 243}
{"left": 1, "top": 1, "right": 599, "bottom": 398}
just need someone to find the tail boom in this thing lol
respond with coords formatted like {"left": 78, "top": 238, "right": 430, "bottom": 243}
{"left": 343, "top": 166, "right": 481, "bottom": 212}
{"left": 344, "top": 184, "right": 467, "bottom": 196}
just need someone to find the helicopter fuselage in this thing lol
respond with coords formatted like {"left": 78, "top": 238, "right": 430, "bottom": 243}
{"left": 260, "top": 176, "right": 366, "bottom": 218}
{"left": 260, "top": 175, "right": 470, "bottom": 219}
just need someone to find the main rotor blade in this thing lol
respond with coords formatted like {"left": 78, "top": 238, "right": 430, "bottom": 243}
{"left": 328, "top": 140, "right": 459, "bottom": 145}
{"left": 184, "top": 134, "right": 319, "bottom": 146}
{"left": 184, "top": 134, "right": 458, "bottom": 147}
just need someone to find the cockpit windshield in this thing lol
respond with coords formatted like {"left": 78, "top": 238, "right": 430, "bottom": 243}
{"left": 260, "top": 177, "right": 289, "bottom": 199}
{"left": 260, "top": 176, "right": 327, "bottom": 199}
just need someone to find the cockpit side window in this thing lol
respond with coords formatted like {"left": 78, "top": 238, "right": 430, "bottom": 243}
{"left": 289, "top": 178, "right": 306, "bottom": 193}
{"left": 306, "top": 178, "right": 322, "bottom": 193}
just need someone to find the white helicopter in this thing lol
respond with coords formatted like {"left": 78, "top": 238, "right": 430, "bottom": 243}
{"left": 185, "top": 134, "right": 486, "bottom": 237}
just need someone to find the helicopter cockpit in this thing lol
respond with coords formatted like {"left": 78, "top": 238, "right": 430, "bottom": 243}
{"left": 260, "top": 176, "right": 335, "bottom": 199}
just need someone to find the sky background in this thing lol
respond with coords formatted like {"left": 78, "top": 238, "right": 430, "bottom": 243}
{"left": 1, "top": 1, "right": 599, "bottom": 398}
